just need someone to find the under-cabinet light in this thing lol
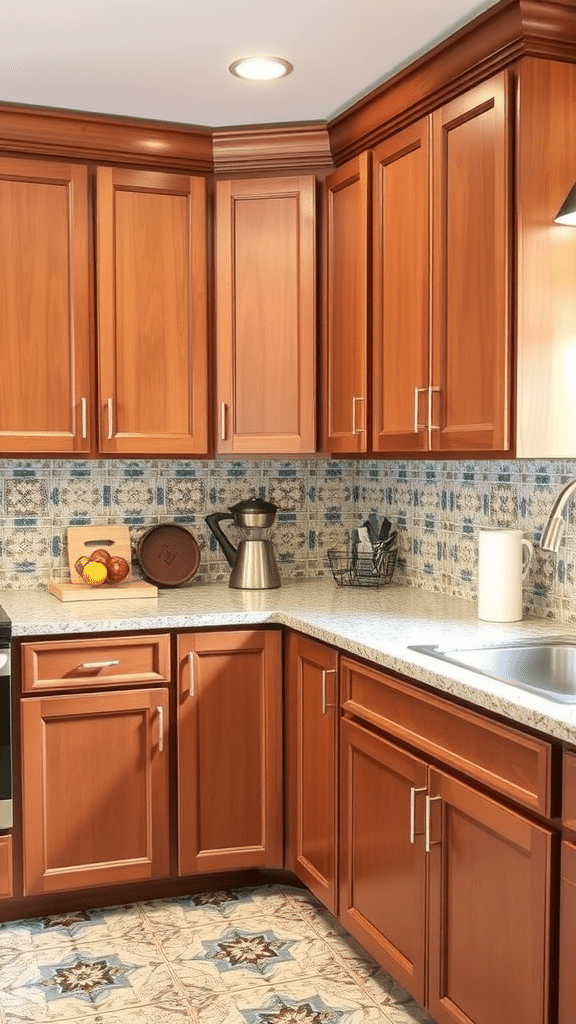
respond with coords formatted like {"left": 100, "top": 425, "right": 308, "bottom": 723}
{"left": 555, "top": 183, "right": 576, "bottom": 225}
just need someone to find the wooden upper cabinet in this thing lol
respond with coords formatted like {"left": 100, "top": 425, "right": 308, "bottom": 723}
{"left": 96, "top": 167, "right": 208, "bottom": 455}
{"left": 215, "top": 175, "right": 316, "bottom": 454}
{"left": 372, "top": 120, "right": 430, "bottom": 453}
{"left": 323, "top": 154, "right": 370, "bottom": 453}
{"left": 0, "top": 156, "right": 91, "bottom": 453}
{"left": 369, "top": 72, "right": 511, "bottom": 456}
{"left": 431, "top": 74, "right": 511, "bottom": 453}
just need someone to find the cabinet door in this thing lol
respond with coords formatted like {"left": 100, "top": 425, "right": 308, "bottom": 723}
{"left": 339, "top": 717, "right": 428, "bottom": 1004}
{"left": 97, "top": 167, "right": 208, "bottom": 455}
{"left": 427, "top": 767, "right": 551, "bottom": 1024}
{"left": 559, "top": 839, "right": 576, "bottom": 1024}
{"left": 323, "top": 154, "right": 369, "bottom": 453}
{"left": 0, "top": 156, "right": 91, "bottom": 453}
{"left": 21, "top": 688, "right": 169, "bottom": 894}
{"left": 431, "top": 73, "right": 511, "bottom": 453}
{"left": 177, "top": 630, "right": 283, "bottom": 875}
{"left": 285, "top": 634, "right": 339, "bottom": 912}
{"left": 372, "top": 120, "right": 430, "bottom": 453}
{"left": 215, "top": 176, "right": 316, "bottom": 454}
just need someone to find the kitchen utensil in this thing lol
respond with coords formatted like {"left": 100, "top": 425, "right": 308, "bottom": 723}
{"left": 205, "top": 498, "right": 280, "bottom": 590}
{"left": 477, "top": 528, "right": 534, "bottom": 622}
{"left": 138, "top": 524, "right": 200, "bottom": 587}
{"left": 379, "top": 517, "right": 392, "bottom": 541}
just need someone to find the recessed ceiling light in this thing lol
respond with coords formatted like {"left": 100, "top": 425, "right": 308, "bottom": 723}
{"left": 229, "top": 57, "right": 293, "bottom": 82}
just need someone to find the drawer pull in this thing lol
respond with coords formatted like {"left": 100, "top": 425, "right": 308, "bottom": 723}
{"left": 409, "top": 786, "right": 427, "bottom": 844}
{"left": 321, "top": 669, "right": 338, "bottom": 714}
{"left": 157, "top": 705, "right": 164, "bottom": 752}
{"left": 78, "top": 660, "right": 120, "bottom": 670}
{"left": 425, "top": 794, "right": 442, "bottom": 853}
{"left": 188, "top": 650, "right": 196, "bottom": 697}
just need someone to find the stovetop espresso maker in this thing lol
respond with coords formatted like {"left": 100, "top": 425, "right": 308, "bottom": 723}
{"left": 205, "top": 498, "right": 281, "bottom": 590}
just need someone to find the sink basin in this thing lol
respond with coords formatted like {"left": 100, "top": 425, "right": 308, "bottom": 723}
{"left": 409, "top": 638, "right": 576, "bottom": 704}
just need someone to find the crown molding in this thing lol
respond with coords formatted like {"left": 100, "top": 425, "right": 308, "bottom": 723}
{"left": 327, "top": 0, "right": 576, "bottom": 163}
{"left": 212, "top": 123, "right": 333, "bottom": 174}
{"left": 0, "top": 102, "right": 213, "bottom": 171}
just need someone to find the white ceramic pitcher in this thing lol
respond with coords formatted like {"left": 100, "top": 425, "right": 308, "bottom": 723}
{"left": 477, "top": 528, "right": 534, "bottom": 622}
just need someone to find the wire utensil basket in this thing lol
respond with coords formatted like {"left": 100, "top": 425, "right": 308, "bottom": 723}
{"left": 327, "top": 547, "right": 397, "bottom": 588}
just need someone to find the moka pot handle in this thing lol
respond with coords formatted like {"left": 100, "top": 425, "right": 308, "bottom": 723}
{"left": 205, "top": 513, "right": 237, "bottom": 567}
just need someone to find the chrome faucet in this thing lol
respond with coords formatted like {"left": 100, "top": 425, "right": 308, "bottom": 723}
{"left": 539, "top": 478, "right": 576, "bottom": 552}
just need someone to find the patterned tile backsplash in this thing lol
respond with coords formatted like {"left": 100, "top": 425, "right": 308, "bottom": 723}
{"left": 2, "top": 457, "right": 576, "bottom": 621}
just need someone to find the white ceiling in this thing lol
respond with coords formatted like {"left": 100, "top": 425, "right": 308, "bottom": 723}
{"left": 1, "top": 0, "right": 501, "bottom": 129}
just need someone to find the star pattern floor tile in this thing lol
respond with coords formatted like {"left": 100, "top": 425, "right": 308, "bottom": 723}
{"left": 0, "top": 884, "right": 437, "bottom": 1024}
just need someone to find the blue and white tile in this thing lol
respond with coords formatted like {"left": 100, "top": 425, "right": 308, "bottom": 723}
{"left": 165, "top": 478, "right": 207, "bottom": 515}
{"left": 4, "top": 478, "right": 50, "bottom": 517}
{"left": 191, "top": 974, "right": 419, "bottom": 1024}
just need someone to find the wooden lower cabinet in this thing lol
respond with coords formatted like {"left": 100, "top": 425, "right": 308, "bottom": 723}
{"left": 177, "top": 629, "right": 283, "bottom": 875}
{"left": 339, "top": 718, "right": 428, "bottom": 1001}
{"left": 340, "top": 717, "right": 552, "bottom": 1024}
{"left": 285, "top": 634, "right": 339, "bottom": 912}
{"left": 559, "top": 839, "right": 576, "bottom": 1024}
{"left": 21, "top": 687, "right": 170, "bottom": 895}
{"left": 0, "top": 836, "right": 12, "bottom": 898}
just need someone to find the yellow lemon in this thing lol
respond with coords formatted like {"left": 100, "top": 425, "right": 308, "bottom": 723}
{"left": 82, "top": 560, "right": 108, "bottom": 587}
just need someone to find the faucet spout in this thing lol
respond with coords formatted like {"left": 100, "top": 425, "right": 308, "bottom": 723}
{"left": 540, "top": 478, "right": 576, "bottom": 552}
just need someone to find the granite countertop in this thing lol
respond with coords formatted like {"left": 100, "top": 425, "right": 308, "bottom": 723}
{"left": 2, "top": 578, "right": 576, "bottom": 744}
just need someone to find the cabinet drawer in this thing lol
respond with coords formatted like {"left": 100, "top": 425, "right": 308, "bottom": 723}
{"left": 22, "top": 635, "right": 171, "bottom": 692}
{"left": 341, "top": 657, "right": 551, "bottom": 816}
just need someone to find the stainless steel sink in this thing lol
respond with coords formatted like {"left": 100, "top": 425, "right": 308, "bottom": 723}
{"left": 409, "top": 638, "right": 576, "bottom": 704}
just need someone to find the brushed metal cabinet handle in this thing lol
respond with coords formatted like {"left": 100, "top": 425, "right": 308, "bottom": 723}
{"left": 321, "top": 668, "right": 338, "bottom": 714}
{"left": 414, "top": 387, "right": 427, "bottom": 433}
{"left": 425, "top": 794, "right": 442, "bottom": 853}
{"left": 107, "top": 397, "right": 114, "bottom": 440}
{"left": 78, "top": 660, "right": 120, "bottom": 670}
{"left": 220, "top": 402, "right": 227, "bottom": 441}
{"left": 188, "top": 650, "right": 196, "bottom": 697}
{"left": 352, "top": 396, "right": 365, "bottom": 434}
{"left": 157, "top": 705, "right": 164, "bottom": 752}
{"left": 409, "top": 786, "right": 427, "bottom": 844}
{"left": 429, "top": 385, "right": 441, "bottom": 432}
{"left": 80, "top": 397, "right": 87, "bottom": 439}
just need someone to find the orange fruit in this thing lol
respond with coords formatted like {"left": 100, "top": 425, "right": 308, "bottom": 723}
{"left": 82, "top": 560, "right": 108, "bottom": 587}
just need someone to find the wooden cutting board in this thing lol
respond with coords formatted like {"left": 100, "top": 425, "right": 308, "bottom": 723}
{"left": 67, "top": 524, "right": 132, "bottom": 584}
{"left": 48, "top": 524, "right": 158, "bottom": 601}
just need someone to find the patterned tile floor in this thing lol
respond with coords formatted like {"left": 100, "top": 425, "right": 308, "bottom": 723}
{"left": 0, "top": 884, "right": 437, "bottom": 1024}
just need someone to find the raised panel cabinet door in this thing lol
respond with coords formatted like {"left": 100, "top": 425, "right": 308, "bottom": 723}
{"left": 372, "top": 119, "right": 430, "bottom": 453}
{"left": 97, "top": 167, "right": 208, "bottom": 455}
{"left": 21, "top": 688, "right": 170, "bottom": 895}
{"left": 430, "top": 72, "right": 512, "bottom": 453}
{"left": 215, "top": 176, "right": 316, "bottom": 454}
{"left": 285, "top": 634, "right": 339, "bottom": 912}
{"left": 177, "top": 630, "right": 283, "bottom": 875}
{"left": 0, "top": 156, "right": 91, "bottom": 453}
{"left": 426, "top": 767, "right": 551, "bottom": 1024}
{"left": 323, "top": 154, "right": 370, "bottom": 453}
{"left": 339, "top": 717, "right": 428, "bottom": 1004}
{"left": 559, "top": 840, "right": 576, "bottom": 1024}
